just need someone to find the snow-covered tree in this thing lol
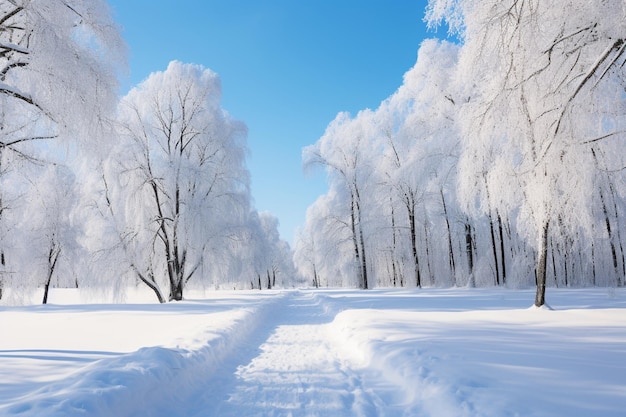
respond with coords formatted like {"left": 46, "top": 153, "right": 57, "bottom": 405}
{"left": 427, "top": 0, "right": 626, "bottom": 305}
{"left": 303, "top": 111, "right": 379, "bottom": 289}
{"left": 0, "top": 0, "right": 123, "bottom": 149}
{"left": 375, "top": 39, "right": 461, "bottom": 287}
{"left": 297, "top": 39, "right": 465, "bottom": 290}
{"left": 0, "top": 0, "right": 124, "bottom": 300}
{"left": 245, "top": 211, "right": 295, "bottom": 290}
{"left": 19, "top": 164, "right": 79, "bottom": 304}
{"left": 92, "top": 61, "right": 248, "bottom": 302}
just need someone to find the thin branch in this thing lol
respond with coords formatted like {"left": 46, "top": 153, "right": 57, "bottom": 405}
{"left": 553, "top": 39, "right": 625, "bottom": 137}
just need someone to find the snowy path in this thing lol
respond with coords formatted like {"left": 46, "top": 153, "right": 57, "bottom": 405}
{"left": 185, "top": 291, "right": 389, "bottom": 417}
{"left": 2, "top": 288, "right": 626, "bottom": 417}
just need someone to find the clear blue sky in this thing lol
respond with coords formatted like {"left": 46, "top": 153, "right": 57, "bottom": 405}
{"left": 107, "top": 0, "right": 432, "bottom": 244}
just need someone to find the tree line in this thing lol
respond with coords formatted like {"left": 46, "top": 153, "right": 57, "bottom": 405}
{"left": 0, "top": 0, "right": 295, "bottom": 304}
{"left": 2, "top": 1, "right": 624, "bottom": 307}
{"left": 293, "top": 0, "right": 626, "bottom": 306}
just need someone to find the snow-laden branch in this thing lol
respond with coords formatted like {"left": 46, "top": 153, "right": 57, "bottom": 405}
{"left": 0, "top": 41, "right": 28, "bottom": 54}
{"left": 554, "top": 39, "right": 625, "bottom": 137}
{"left": 0, "top": 82, "right": 56, "bottom": 122}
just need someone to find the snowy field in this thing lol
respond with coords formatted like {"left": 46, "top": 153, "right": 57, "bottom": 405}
{"left": 1, "top": 288, "right": 625, "bottom": 417}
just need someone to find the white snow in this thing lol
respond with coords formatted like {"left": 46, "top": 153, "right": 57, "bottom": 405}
{"left": 1, "top": 287, "right": 625, "bottom": 416}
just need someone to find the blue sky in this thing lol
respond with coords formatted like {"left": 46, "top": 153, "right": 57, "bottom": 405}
{"left": 107, "top": 0, "right": 432, "bottom": 244}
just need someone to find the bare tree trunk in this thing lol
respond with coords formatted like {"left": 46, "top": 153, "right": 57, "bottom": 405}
{"left": 535, "top": 221, "right": 549, "bottom": 307}
{"left": 465, "top": 221, "right": 475, "bottom": 287}
{"left": 423, "top": 219, "right": 433, "bottom": 286}
{"left": 497, "top": 213, "right": 507, "bottom": 285}
{"left": 134, "top": 268, "right": 166, "bottom": 303}
{"left": 42, "top": 244, "right": 61, "bottom": 305}
{"left": 358, "top": 214, "right": 369, "bottom": 289}
{"left": 312, "top": 264, "right": 319, "bottom": 288}
{"left": 169, "top": 279, "right": 183, "bottom": 301}
{"left": 0, "top": 251, "right": 4, "bottom": 301}
{"left": 549, "top": 236, "right": 558, "bottom": 287}
{"left": 441, "top": 190, "right": 456, "bottom": 279}
{"left": 607, "top": 181, "right": 626, "bottom": 285}
{"left": 390, "top": 197, "right": 399, "bottom": 287}
{"left": 350, "top": 195, "right": 363, "bottom": 288}
{"left": 488, "top": 213, "right": 500, "bottom": 286}
{"left": 409, "top": 209, "right": 421, "bottom": 288}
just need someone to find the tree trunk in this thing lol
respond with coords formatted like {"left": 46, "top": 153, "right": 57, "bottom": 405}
{"left": 390, "top": 197, "right": 399, "bottom": 287}
{"left": 441, "top": 190, "right": 456, "bottom": 280}
{"left": 312, "top": 264, "right": 319, "bottom": 288}
{"left": 423, "top": 220, "right": 433, "bottom": 286}
{"left": 607, "top": 181, "right": 626, "bottom": 285}
{"left": 134, "top": 269, "right": 166, "bottom": 303}
{"left": 535, "top": 221, "right": 549, "bottom": 307}
{"left": 42, "top": 245, "right": 61, "bottom": 305}
{"left": 465, "top": 222, "right": 474, "bottom": 273}
{"left": 409, "top": 209, "right": 421, "bottom": 288}
{"left": 358, "top": 218, "right": 369, "bottom": 289}
{"left": 488, "top": 213, "right": 500, "bottom": 286}
{"left": 0, "top": 251, "right": 5, "bottom": 301}
{"left": 497, "top": 213, "right": 507, "bottom": 285}
{"left": 350, "top": 195, "right": 363, "bottom": 288}
{"left": 169, "top": 279, "right": 183, "bottom": 301}
{"left": 465, "top": 221, "right": 475, "bottom": 287}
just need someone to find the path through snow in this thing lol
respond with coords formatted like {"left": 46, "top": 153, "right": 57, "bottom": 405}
{"left": 197, "top": 291, "right": 388, "bottom": 416}
{"left": 2, "top": 288, "right": 626, "bottom": 417}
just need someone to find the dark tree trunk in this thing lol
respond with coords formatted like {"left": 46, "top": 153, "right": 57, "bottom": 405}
{"left": 390, "top": 198, "right": 399, "bottom": 287}
{"left": 0, "top": 251, "right": 5, "bottom": 301}
{"left": 465, "top": 222, "right": 474, "bottom": 274}
{"left": 169, "top": 280, "right": 183, "bottom": 301}
{"left": 607, "top": 181, "right": 626, "bottom": 285}
{"left": 441, "top": 190, "right": 456, "bottom": 279}
{"left": 497, "top": 213, "right": 507, "bottom": 285}
{"left": 423, "top": 220, "right": 433, "bottom": 286}
{"left": 134, "top": 268, "right": 165, "bottom": 303}
{"left": 409, "top": 209, "right": 421, "bottom": 288}
{"left": 312, "top": 264, "right": 319, "bottom": 288}
{"left": 550, "top": 237, "right": 558, "bottom": 287}
{"left": 43, "top": 244, "right": 61, "bottom": 305}
{"left": 488, "top": 213, "right": 500, "bottom": 286}
{"left": 350, "top": 195, "right": 363, "bottom": 288}
{"left": 535, "top": 221, "right": 549, "bottom": 307}
{"left": 358, "top": 217, "right": 368, "bottom": 290}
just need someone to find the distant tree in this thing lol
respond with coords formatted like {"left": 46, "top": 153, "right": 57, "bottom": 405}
{"left": 376, "top": 39, "right": 461, "bottom": 288}
{"left": 245, "top": 211, "right": 294, "bottom": 290}
{"left": 20, "top": 165, "right": 78, "bottom": 304}
{"left": 303, "top": 112, "right": 377, "bottom": 289}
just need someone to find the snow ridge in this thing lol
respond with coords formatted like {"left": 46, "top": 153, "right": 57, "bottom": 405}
{"left": 0, "top": 293, "right": 287, "bottom": 417}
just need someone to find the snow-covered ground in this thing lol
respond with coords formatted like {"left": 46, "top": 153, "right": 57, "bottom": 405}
{"left": 1, "top": 287, "right": 625, "bottom": 416}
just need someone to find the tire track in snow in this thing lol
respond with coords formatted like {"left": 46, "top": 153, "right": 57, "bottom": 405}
{"left": 191, "top": 290, "right": 386, "bottom": 417}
